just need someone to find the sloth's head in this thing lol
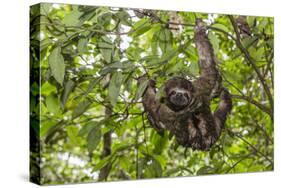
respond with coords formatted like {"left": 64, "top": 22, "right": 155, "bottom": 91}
{"left": 164, "top": 77, "right": 194, "bottom": 111}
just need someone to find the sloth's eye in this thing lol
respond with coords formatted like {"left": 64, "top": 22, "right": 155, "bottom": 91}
{"left": 170, "top": 90, "right": 176, "bottom": 95}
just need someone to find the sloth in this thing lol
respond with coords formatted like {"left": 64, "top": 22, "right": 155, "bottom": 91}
{"left": 164, "top": 77, "right": 195, "bottom": 112}
{"left": 139, "top": 19, "right": 232, "bottom": 151}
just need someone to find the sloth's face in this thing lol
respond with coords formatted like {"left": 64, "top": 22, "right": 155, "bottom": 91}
{"left": 164, "top": 77, "right": 194, "bottom": 111}
{"left": 168, "top": 88, "right": 190, "bottom": 109}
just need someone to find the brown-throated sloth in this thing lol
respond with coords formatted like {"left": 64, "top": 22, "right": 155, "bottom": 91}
{"left": 139, "top": 19, "right": 232, "bottom": 151}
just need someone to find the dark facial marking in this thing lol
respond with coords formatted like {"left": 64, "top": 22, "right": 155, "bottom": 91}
{"left": 164, "top": 77, "right": 194, "bottom": 111}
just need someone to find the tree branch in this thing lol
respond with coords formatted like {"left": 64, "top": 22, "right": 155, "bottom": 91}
{"left": 227, "top": 129, "right": 273, "bottom": 166}
{"left": 98, "top": 106, "right": 113, "bottom": 181}
{"left": 231, "top": 94, "right": 272, "bottom": 118}
{"left": 228, "top": 15, "right": 274, "bottom": 113}
{"left": 225, "top": 152, "right": 253, "bottom": 173}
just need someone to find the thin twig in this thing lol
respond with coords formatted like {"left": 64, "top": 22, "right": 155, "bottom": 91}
{"left": 231, "top": 94, "right": 272, "bottom": 118}
{"left": 227, "top": 129, "right": 273, "bottom": 166}
{"left": 228, "top": 15, "right": 273, "bottom": 113}
{"left": 225, "top": 152, "right": 253, "bottom": 173}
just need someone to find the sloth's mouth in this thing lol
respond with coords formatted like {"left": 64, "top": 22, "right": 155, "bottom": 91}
{"left": 172, "top": 95, "right": 189, "bottom": 107}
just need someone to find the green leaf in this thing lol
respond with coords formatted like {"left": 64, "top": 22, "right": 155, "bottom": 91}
{"left": 30, "top": 82, "right": 39, "bottom": 96}
{"left": 151, "top": 32, "right": 159, "bottom": 55}
{"left": 189, "top": 61, "right": 199, "bottom": 74}
{"left": 258, "top": 19, "right": 268, "bottom": 30}
{"left": 60, "top": 80, "right": 75, "bottom": 109}
{"left": 130, "top": 18, "right": 151, "bottom": 37}
{"left": 62, "top": 7, "right": 83, "bottom": 26}
{"left": 158, "top": 28, "right": 173, "bottom": 53}
{"left": 93, "top": 155, "right": 113, "bottom": 171}
{"left": 145, "top": 158, "right": 163, "bottom": 177}
{"left": 77, "top": 37, "right": 88, "bottom": 53}
{"left": 160, "top": 49, "right": 177, "bottom": 62}
{"left": 247, "top": 16, "right": 256, "bottom": 27}
{"left": 66, "top": 125, "right": 80, "bottom": 145}
{"left": 137, "top": 158, "right": 146, "bottom": 179}
{"left": 151, "top": 28, "right": 173, "bottom": 54}
{"left": 99, "top": 61, "right": 135, "bottom": 74}
{"left": 211, "top": 23, "right": 229, "bottom": 33}
{"left": 152, "top": 155, "right": 166, "bottom": 169}
{"left": 30, "top": 96, "right": 36, "bottom": 113}
{"left": 99, "top": 67, "right": 114, "bottom": 75}
{"left": 135, "top": 79, "right": 148, "bottom": 101}
{"left": 79, "top": 7, "right": 99, "bottom": 24}
{"left": 185, "top": 45, "right": 198, "bottom": 62}
{"left": 254, "top": 47, "right": 264, "bottom": 62}
{"left": 208, "top": 31, "right": 220, "bottom": 54}
{"left": 78, "top": 121, "right": 103, "bottom": 137}
{"left": 119, "top": 156, "right": 131, "bottom": 171}
{"left": 209, "top": 146, "right": 218, "bottom": 159}
{"left": 248, "top": 47, "right": 264, "bottom": 62}
{"left": 98, "top": 36, "right": 113, "bottom": 63}
{"left": 85, "top": 77, "right": 102, "bottom": 95}
{"left": 97, "top": 12, "right": 112, "bottom": 27}
{"left": 40, "top": 120, "right": 56, "bottom": 138}
{"left": 45, "top": 121, "right": 64, "bottom": 143}
{"left": 197, "top": 166, "right": 215, "bottom": 175}
{"left": 108, "top": 72, "right": 123, "bottom": 106}
{"left": 40, "top": 3, "right": 52, "bottom": 15}
{"left": 87, "top": 125, "right": 102, "bottom": 154}
{"left": 115, "top": 11, "right": 131, "bottom": 26}
{"left": 79, "top": 124, "right": 95, "bottom": 137}
{"left": 48, "top": 47, "right": 65, "bottom": 85}
{"left": 151, "top": 131, "right": 168, "bottom": 154}
{"left": 108, "top": 61, "right": 127, "bottom": 69}
{"left": 72, "top": 99, "right": 91, "bottom": 119}
{"left": 41, "top": 82, "right": 57, "bottom": 96}
{"left": 40, "top": 38, "right": 53, "bottom": 51}
{"left": 45, "top": 93, "right": 60, "bottom": 114}
{"left": 241, "top": 36, "right": 258, "bottom": 48}
{"left": 112, "top": 142, "right": 133, "bottom": 153}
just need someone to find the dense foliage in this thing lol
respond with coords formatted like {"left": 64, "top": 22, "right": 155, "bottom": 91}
{"left": 30, "top": 3, "right": 274, "bottom": 185}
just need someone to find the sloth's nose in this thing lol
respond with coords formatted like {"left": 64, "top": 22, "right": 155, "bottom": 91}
{"left": 176, "top": 93, "right": 183, "bottom": 98}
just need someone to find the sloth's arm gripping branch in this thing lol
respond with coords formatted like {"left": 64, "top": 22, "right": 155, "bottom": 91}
{"left": 138, "top": 76, "right": 164, "bottom": 134}
{"left": 193, "top": 18, "right": 222, "bottom": 98}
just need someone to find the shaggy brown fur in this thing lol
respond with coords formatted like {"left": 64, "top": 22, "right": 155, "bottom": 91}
{"left": 139, "top": 19, "right": 232, "bottom": 150}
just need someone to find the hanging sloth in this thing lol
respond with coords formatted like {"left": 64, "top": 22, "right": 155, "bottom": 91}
{"left": 139, "top": 19, "right": 232, "bottom": 151}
